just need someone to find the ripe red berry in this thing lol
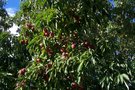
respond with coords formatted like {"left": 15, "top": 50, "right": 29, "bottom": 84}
{"left": 60, "top": 48, "right": 65, "bottom": 53}
{"left": 44, "top": 32, "right": 50, "bottom": 37}
{"left": 46, "top": 47, "right": 51, "bottom": 52}
{"left": 62, "top": 52, "right": 69, "bottom": 59}
{"left": 43, "top": 27, "right": 48, "bottom": 31}
{"left": 16, "top": 83, "right": 19, "bottom": 88}
{"left": 46, "top": 47, "right": 53, "bottom": 56}
{"left": 83, "top": 41, "right": 95, "bottom": 49}
{"left": 20, "top": 80, "right": 26, "bottom": 87}
{"left": 36, "top": 58, "right": 41, "bottom": 63}
{"left": 43, "top": 28, "right": 50, "bottom": 37}
{"left": 26, "top": 23, "right": 33, "bottom": 29}
{"left": 71, "top": 82, "right": 78, "bottom": 89}
{"left": 71, "top": 43, "right": 76, "bottom": 49}
{"left": 18, "top": 68, "right": 26, "bottom": 75}
{"left": 25, "top": 39, "right": 28, "bottom": 44}
{"left": 83, "top": 41, "right": 90, "bottom": 48}
{"left": 20, "top": 40, "right": 25, "bottom": 45}
{"left": 50, "top": 32, "right": 54, "bottom": 38}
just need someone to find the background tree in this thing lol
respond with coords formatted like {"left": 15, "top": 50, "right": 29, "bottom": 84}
{"left": 0, "top": 0, "right": 12, "bottom": 32}
{"left": 15, "top": 0, "right": 135, "bottom": 90}
{"left": 0, "top": 32, "right": 31, "bottom": 90}
{"left": 0, "top": 0, "right": 31, "bottom": 89}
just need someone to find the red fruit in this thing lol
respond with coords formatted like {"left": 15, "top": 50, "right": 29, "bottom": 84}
{"left": 62, "top": 52, "right": 69, "bottom": 59}
{"left": 36, "top": 58, "right": 41, "bottom": 63}
{"left": 60, "top": 48, "right": 66, "bottom": 53}
{"left": 46, "top": 48, "right": 53, "bottom": 53}
{"left": 25, "top": 39, "right": 28, "bottom": 44}
{"left": 83, "top": 41, "right": 95, "bottom": 49}
{"left": 43, "top": 28, "right": 50, "bottom": 37}
{"left": 50, "top": 32, "right": 54, "bottom": 38}
{"left": 20, "top": 40, "right": 25, "bottom": 44}
{"left": 71, "top": 82, "right": 78, "bottom": 89}
{"left": 16, "top": 83, "right": 19, "bottom": 88}
{"left": 44, "top": 32, "right": 50, "bottom": 37}
{"left": 83, "top": 41, "right": 90, "bottom": 48}
{"left": 43, "top": 27, "right": 48, "bottom": 31}
{"left": 44, "top": 74, "right": 49, "bottom": 82}
{"left": 71, "top": 43, "right": 76, "bottom": 49}
{"left": 26, "top": 23, "right": 33, "bottom": 29}
{"left": 46, "top": 47, "right": 53, "bottom": 56}
{"left": 18, "top": 68, "right": 26, "bottom": 75}
{"left": 21, "top": 80, "right": 26, "bottom": 87}
{"left": 48, "top": 52, "right": 53, "bottom": 56}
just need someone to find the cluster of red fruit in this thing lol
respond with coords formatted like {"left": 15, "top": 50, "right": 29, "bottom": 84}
{"left": 70, "top": 82, "right": 83, "bottom": 90}
{"left": 18, "top": 68, "right": 26, "bottom": 75}
{"left": 36, "top": 58, "right": 41, "bottom": 63}
{"left": 25, "top": 23, "right": 34, "bottom": 31}
{"left": 16, "top": 80, "right": 26, "bottom": 89}
{"left": 43, "top": 63, "right": 52, "bottom": 82}
{"left": 42, "top": 31, "right": 94, "bottom": 59}
{"left": 19, "top": 21, "right": 95, "bottom": 89}
{"left": 20, "top": 39, "right": 28, "bottom": 45}
{"left": 43, "top": 28, "right": 54, "bottom": 38}
{"left": 82, "top": 41, "right": 95, "bottom": 49}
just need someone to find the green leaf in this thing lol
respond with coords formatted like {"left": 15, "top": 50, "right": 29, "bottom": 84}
{"left": 77, "top": 60, "right": 84, "bottom": 73}
{"left": 122, "top": 74, "right": 130, "bottom": 81}
{"left": 107, "top": 83, "right": 110, "bottom": 90}
{"left": 119, "top": 74, "right": 124, "bottom": 84}
{"left": 116, "top": 75, "right": 120, "bottom": 84}
{"left": 91, "top": 56, "right": 96, "bottom": 65}
{"left": 0, "top": 72, "right": 12, "bottom": 76}
{"left": 124, "top": 81, "right": 129, "bottom": 90}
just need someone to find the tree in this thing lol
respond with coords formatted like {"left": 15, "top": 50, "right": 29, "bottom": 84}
{"left": 0, "top": 0, "right": 12, "bottom": 32}
{"left": 0, "top": 0, "right": 31, "bottom": 89}
{"left": 0, "top": 32, "right": 31, "bottom": 90}
{"left": 15, "top": 0, "right": 135, "bottom": 90}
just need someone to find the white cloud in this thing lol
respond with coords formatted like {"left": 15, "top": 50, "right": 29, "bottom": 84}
{"left": 9, "top": 24, "right": 19, "bottom": 35}
{"left": 6, "top": 8, "right": 17, "bottom": 17}
{"left": 6, "top": 8, "right": 19, "bottom": 35}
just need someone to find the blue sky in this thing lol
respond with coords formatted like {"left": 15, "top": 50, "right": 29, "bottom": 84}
{"left": 4, "top": 0, "right": 114, "bottom": 16}
{"left": 5, "top": 0, "right": 20, "bottom": 16}
{"left": 5, "top": 0, "right": 20, "bottom": 10}
{"left": 4, "top": 0, "right": 20, "bottom": 35}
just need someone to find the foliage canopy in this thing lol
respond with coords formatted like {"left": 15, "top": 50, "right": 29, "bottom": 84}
{"left": 15, "top": 0, "right": 135, "bottom": 90}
